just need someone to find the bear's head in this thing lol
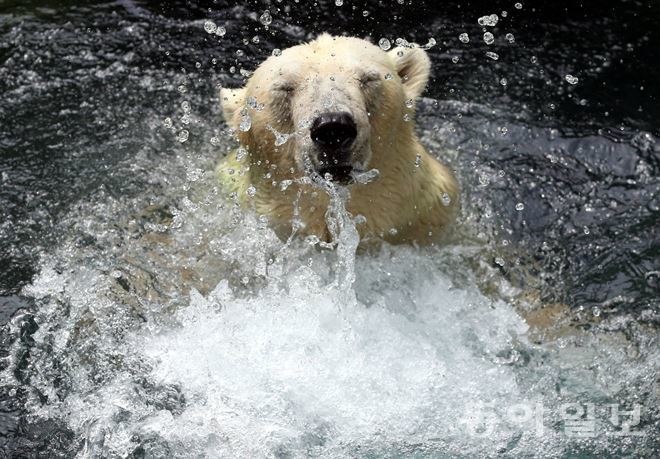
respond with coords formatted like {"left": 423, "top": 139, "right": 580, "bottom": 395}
{"left": 221, "top": 34, "right": 431, "bottom": 185}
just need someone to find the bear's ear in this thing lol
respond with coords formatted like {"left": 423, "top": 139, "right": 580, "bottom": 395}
{"left": 220, "top": 87, "right": 246, "bottom": 129}
{"left": 389, "top": 46, "right": 431, "bottom": 100}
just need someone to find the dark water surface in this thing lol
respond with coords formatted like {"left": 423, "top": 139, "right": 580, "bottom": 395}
{"left": 0, "top": 0, "right": 658, "bottom": 456}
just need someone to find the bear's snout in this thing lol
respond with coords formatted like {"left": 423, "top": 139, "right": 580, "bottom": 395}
{"left": 310, "top": 112, "right": 357, "bottom": 182}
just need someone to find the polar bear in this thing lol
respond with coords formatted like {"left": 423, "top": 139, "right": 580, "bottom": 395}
{"left": 218, "top": 34, "right": 459, "bottom": 244}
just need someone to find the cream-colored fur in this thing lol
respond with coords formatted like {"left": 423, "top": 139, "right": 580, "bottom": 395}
{"left": 217, "top": 34, "right": 459, "bottom": 244}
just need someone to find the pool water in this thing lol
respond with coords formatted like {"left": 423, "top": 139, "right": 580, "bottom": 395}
{"left": 1, "top": 1, "right": 658, "bottom": 457}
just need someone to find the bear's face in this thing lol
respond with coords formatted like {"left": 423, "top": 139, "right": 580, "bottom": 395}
{"left": 221, "top": 34, "right": 431, "bottom": 185}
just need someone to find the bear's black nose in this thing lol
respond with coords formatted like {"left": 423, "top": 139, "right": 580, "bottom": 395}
{"left": 310, "top": 112, "right": 357, "bottom": 158}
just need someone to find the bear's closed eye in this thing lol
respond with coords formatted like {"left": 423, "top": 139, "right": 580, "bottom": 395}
{"left": 358, "top": 71, "right": 381, "bottom": 87}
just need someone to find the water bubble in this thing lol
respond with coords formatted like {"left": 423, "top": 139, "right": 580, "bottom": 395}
{"left": 477, "top": 14, "right": 499, "bottom": 27}
{"left": 177, "top": 130, "right": 189, "bottom": 143}
{"left": 397, "top": 50, "right": 404, "bottom": 57}
{"left": 422, "top": 37, "right": 437, "bottom": 49}
{"left": 352, "top": 168, "right": 380, "bottom": 185}
{"left": 246, "top": 185, "right": 257, "bottom": 197}
{"left": 583, "top": 226, "right": 590, "bottom": 235}
{"left": 181, "top": 101, "right": 191, "bottom": 113}
{"left": 163, "top": 117, "right": 173, "bottom": 128}
{"left": 515, "top": 2, "right": 523, "bottom": 9}
{"left": 335, "top": 0, "right": 343, "bottom": 5}
{"left": 414, "top": 154, "right": 422, "bottom": 168}
{"left": 451, "top": 56, "right": 460, "bottom": 63}
{"left": 505, "top": 33, "right": 515, "bottom": 43}
{"left": 378, "top": 38, "right": 391, "bottom": 51}
{"left": 404, "top": 98, "right": 414, "bottom": 108}
{"left": 259, "top": 10, "right": 272, "bottom": 26}
{"left": 501, "top": 10, "right": 508, "bottom": 17}
{"left": 441, "top": 192, "right": 452, "bottom": 206}
{"left": 267, "top": 125, "right": 291, "bottom": 146}
{"left": 388, "top": 228, "right": 399, "bottom": 236}
{"left": 530, "top": 55, "right": 538, "bottom": 64}
{"left": 177, "top": 85, "right": 187, "bottom": 94}
{"left": 459, "top": 33, "right": 470, "bottom": 43}
{"left": 239, "top": 114, "right": 252, "bottom": 132}
{"left": 279, "top": 179, "right": 293, "bottom": 191}
{"left": 515, "top": 202, "right": 524, "bottom": 211}
{"left": 203, "top": 20, "right": 217, "bottom": 34}
{"left": 216, "top": 26, "right": 226, "bottom": 37}
{"left": 403, "top": 113, "right": 410, "bottom": 122}
{"left": 592, "top": 306, "right": 601, "bottom": 317}
{"left": 236, "top": 146, "right": 248, "bottom": 161}
{"left": 384, "top": 73, "right": 393, "bottom": 80}
{"left": 272, "top": 48, "right": 282, "bottom": 57}
{"left": 565, "top": 74, "right": 579, "bottom": 85}
{"left": 494, "top": 257, "right": 505, "bottom": 266}
{"left": 500, "top": 77, "right": 508, "bottom": 86}
{"left": 485, "top": 51, "right": 499, "bottom": 60}
{"left": 251, "top": 35, "right": 260, "bottom": 44}
{"left": 362, "top": 10, "right": 369, "bottom": 17}
{"left": 483, "top": 32, "right": 495, "bottom": 45}
{"left": 499, "top": 126, "right": 508, "bottom": 135}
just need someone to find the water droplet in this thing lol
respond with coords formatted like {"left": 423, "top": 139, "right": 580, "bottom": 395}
{"left": 485, "top": 51, "right": 499, "bottom": 60}
{"left": 177, "top": 130, "right": 189, "bottom": 143}
{"left": 246, "top": 185, "right": 257, "bottom": 197}
{"left": 378, "top": 38, "right": 391, "bottom": 51}
{"left": 483, "top": 32, "right": 495, "bottom": 45}
{"left": 239, "top": 114, "right": 252, "bottom": 132}
{"left": 505, "top": 33, "right": 515, "bottom": 43}
{"left": 477, "top": 14, "right": 499, "bottom": 27}
{"left": 405, "top": 98, "right": 414, "bottom": 108}
{"left": 565, "top": 74, "right": 579, "bottom": 85}
{"left": 272, "top": 48, "right": 282, "bottom": 57}
{"left": 384, "top": 72, "right": 393, "bottom": 80}
{"left": 441, "top": 192, "right": 451, "bottom": 206}
{"left": 259, "top": 10, "right": 272, "bottom": 26}
{"left": 203, "top": 20, "right": 217, "bottom": 34}
{"left": 335, "top": 0, "right": 343, "bottom": 5}
{"left": 514, "top": 2, "right": 523, "bottom": 9}
{"left": 459, "top": 33, "right": 470, "bottom": 43}
{"left": 515, "top": 202, "right": 524, "bottom": 211}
